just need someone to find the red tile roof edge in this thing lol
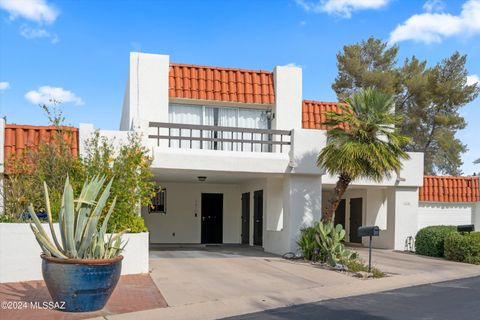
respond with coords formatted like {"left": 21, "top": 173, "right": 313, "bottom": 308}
{"left": 419, "top": 176, "right": 480, "bottom": 203}
{"left": 4, "top": 124, "right": 79, "bottom": 172}
{"left": 169, "top": 63, "right": 275, "bottom": 105}
{"left": 170, "top": 63, "right": 273, "bottom": 74}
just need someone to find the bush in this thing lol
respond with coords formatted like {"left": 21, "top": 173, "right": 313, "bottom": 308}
{"left": 82, "top": 131, "right": 155, "bottom": 233}
{"left": 444, "top": 232, "right": 480, "bottom": 264}
{"left": 415, "top": 225, "right": 457, "bottom": 257}
{"left": 341, "top": 258, "right": 385, "bottom": 278}
{"left": 297, "top": 224, "right": 319, "bottom": 261}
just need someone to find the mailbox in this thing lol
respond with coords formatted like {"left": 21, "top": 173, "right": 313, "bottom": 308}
{"left": 457, "top": 224, "right": 475, "bottom": 233}
{"left": 357, "top": 226, "right": 380, "bottom": 238}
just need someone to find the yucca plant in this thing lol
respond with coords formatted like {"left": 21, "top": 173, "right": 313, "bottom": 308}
{"left": 29, "top": 175, "right": 128, "bottom": 259}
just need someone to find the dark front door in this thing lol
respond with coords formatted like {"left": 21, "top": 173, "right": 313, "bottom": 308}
{"left": 253, "top": 190, "right": 263, "bottom": 246}
{"left": 241, "top": 192, "right": 250, "bottom": 245}
{"left": 349, "top": 198, "right": 363, "bottom": 243}
{"left": 201, "top": 193, "right": 223, "bottom": 244}
{"left": 334, "top": 199, "right": 346, "bottom": 229}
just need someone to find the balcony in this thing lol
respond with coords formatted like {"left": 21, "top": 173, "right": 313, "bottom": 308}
{"left": 148, "top": 122, "right": 291, "bottom": 153}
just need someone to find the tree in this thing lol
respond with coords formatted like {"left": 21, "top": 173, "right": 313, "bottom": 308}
{"left": 318, "top": 88, "right": 410, "bottom": 221}
{"left": 332, "top": 38, "right": 479, "bottom": 175}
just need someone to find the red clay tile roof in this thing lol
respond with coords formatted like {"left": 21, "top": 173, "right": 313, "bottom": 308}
{"left": 419, "top": 176, "right": 480, "bottom": 203}
{"left": 302, "top": 100, "right": 347, "bottom": 130}
{"left": 4, "top": 124, "right": 79, "bottom": 167}
{"left": 169, "top": 63, "right": 275, "bottom": 104}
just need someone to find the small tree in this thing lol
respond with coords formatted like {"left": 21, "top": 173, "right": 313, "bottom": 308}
{"left": 318, "top": 88, "right": 410, "bottom": 221}
{"left": 82, "top": 131, "right": 156, "bottom": 232}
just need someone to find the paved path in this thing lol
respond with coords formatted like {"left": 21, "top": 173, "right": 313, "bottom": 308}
{"left": 0, "top": 274, "right": 167, "bottom": 320}
{"left": 225, "top": 276, "right": 480, "bottom": 320}
{"left": 104, "top": 246, "right": 480, "bottom": 320}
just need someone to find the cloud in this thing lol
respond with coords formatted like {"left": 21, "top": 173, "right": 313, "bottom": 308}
{"left": 296, "top": 0, "right": 390, "bottom": 18}
{"left": 423, "top": 0, "right": 446, "bottom": 12}
{"left": 284, "top": 62, "right": 303, "bottom": 68}
{"left": 0, "top": 0, "right": 58, "bottom": 24}
{"left": 467, "top": 74, "right": 480, "bottom": 86}
{"left": 20, "top": 24, "right": 58, "bottom": 43}
{"left": 0, "top": 81, "right": 9, "bottom": 90}
{"left": 25, "top": 86, "right": 84, "bottom": 106}
{"left": 389, "top": 0, "right": 480, "bottom": 44}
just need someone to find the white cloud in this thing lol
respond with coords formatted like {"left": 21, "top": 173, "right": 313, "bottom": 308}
{"left": 25, "top": 86, "right": 84, "bottom": 106}
{"left": 0, "top": 81, "right": 9, "bottom": 90}
{"left": 467, "top": 74, "right": 480, "bottom": 86}
{"left": 296, "top": 0, "right": 390, "bottom": 18}
{"left": 284, "top": 62, "right": 303, "bottom": 68}
{"left": 423, "top": 0, "right": 446, "bottom": 12}
{"left": 0, "top": 0, "right": 58, "bottom": 24}
{"left": 20, "top": 24, "right": 58, "bottom": 43}
{"left": 389, "top": 0, "right": 480, "bottom": 44}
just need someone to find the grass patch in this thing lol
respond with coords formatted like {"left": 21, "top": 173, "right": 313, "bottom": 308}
{"left": 342, "top": 259, "right": 385, "bottom": 278}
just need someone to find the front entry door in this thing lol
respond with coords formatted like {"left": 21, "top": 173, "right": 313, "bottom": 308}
{"left": 334, "top": 199, "right": 346, "bottom": 229}
{"left": 201, "top": 193, "right": 223, "bottom": 244}
{"left": 241, "top": 192, "right": 250, "bottom": 245}
{"left": 253, "top": 190, "right": 263, "bottom": 246}
{"left": 349, "top": 198, "right": 363, "bottom": 243}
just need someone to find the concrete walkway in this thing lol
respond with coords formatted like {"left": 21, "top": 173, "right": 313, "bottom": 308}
{"left": 104, "top": 246, "right": 480, "bottom": 320}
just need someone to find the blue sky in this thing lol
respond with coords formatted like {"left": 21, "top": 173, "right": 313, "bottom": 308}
{"left": 0, "top": 0, "right": 479, "bottom": 174}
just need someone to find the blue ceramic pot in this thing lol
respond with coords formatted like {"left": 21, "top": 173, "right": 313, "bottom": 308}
{"left": 41, "top": 254, "right": 123, "bottom": 312}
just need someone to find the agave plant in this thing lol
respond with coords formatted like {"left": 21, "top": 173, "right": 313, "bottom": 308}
{"left": 315, "top": 217, "right": 356, "bottom": 267}
{"left": 29, "top": 176, "right": 128, "bottom": 259}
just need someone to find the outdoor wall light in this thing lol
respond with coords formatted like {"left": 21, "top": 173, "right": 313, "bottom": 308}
{"left": 198, "top": 176, "right": 207, "bottom": 182}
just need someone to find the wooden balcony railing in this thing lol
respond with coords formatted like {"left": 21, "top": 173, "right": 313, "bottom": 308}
{"left": 149, "top": 122, "right": 291, "bottom": 153}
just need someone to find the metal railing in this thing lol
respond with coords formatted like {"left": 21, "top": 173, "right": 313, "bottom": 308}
{"left": 149, "top": 122, "right": 291, "bottom": 153}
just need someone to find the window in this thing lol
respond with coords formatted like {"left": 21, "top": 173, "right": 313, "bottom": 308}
{"left": 149, "top": 188, "right": 166, "bottom": 214}
{"left": 169, "top": 103, "right": 270, "bottom": 151}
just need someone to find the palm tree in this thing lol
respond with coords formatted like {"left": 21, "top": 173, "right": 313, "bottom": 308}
{"left": 474, "top": 158, "right": 480, "bottom": 164}
{"left": 318, "top": 88, "right": 411, "bottom": 222}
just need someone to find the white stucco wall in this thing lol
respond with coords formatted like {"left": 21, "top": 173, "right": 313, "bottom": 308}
{"left": 0, "top": 223, "right": 149, "bottom": 283}
{"left": 418, "top": 202, "right": 475, "bottom": 230}
{"left": 322, "top": 152, "right": 424, "bottom": 188}
{"left": 142, "top": 182, "right": 241, "bottom": 244}
{"left": 123, "top": 52, "right": 170, "bottom": 133}
{"left": 273, "top": 66, "right": 302, "bottom": 131}
{"left": 284, "top": 174, "right": 322, "bottom": 255}
{"left": 392, "top": 187, "right": 419, "bottom": 250}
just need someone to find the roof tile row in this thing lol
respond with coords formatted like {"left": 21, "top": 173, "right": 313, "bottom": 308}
{"left": 302, "top": 100, "right": 347, "bottom": 130}
{"left": 169, "top": 63, "right": 275, "bottom": 105}
{"left": 419, "top": 176, "right": 480, "bottom": 203}
{"left": 4, "top": 124, "right": 79, "bottom": 167}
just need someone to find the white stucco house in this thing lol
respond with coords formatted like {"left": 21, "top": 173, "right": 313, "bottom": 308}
{"left": 2, "top": 52, "right": 479, "bottom": 259}
{"left": 83, "top": 52, "right": 429, "bottom": 255}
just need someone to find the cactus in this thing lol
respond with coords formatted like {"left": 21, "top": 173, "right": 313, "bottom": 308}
{"left": 315, "top": 216, "right": 356, "bottom": 267}
{"left": 29, "top": 176, "right": 128, "bottom": 259}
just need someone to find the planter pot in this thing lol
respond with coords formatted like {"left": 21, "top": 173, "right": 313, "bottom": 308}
{"left": 41, "top": 254, "right": 123, "bottom": 312}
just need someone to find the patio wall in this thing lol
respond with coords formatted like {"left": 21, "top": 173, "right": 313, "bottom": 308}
{"left": 0, "top": 223, "right": 149, "bottom": 283}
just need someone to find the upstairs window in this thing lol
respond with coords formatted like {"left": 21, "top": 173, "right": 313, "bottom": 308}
{"left": 168, "top": 104, "right": 270, "bottom": 151}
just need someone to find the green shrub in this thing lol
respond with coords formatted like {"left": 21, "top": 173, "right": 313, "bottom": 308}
{"left": 415, "top": 225, "right": 457, "bottom": 257}
{"left": 341, "top": 258, "right": 385, "bottom": 278}
{"left": 444, "top": 232, "right": 480, "bottom": 264}
{"left": 82, "top": 131, "right": 155, "bottom": 233}
{"left": 315, "top": 218, "right": 356, "bottom": 267}
{"left": 297, "top": 224, "right": 319, "bottom": 261}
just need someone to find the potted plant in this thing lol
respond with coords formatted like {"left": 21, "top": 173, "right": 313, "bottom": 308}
{"left": 29, "top": 175, "right": 128, "bottom": 312}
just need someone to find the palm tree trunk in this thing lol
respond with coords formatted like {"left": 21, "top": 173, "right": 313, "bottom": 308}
{"left": 322, "top": 173, "right": 352, "bottom": 222}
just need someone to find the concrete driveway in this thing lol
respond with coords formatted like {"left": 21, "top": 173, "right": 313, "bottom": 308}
{"left": 106, "top": 245, "right": 480, "bottom": 320}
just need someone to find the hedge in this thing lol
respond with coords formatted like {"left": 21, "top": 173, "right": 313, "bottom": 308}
{"left": 444, "top": 232, "right": 480, "bottom": 264}
{"left": 415, "top": 225, "right": 457, "bottom": 257}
